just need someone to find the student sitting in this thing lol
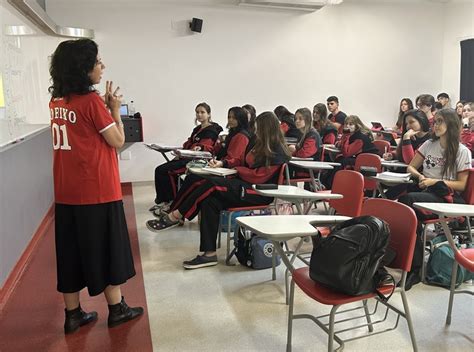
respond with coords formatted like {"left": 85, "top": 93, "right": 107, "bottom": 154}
{"left": 461, "top": 114, "right": 474, "bottom": 153}
{"left": 274, "top": 105, "right": 302, "bottom": 140}
{"left": 154, "top": 106, "right": 251, "bottom": 218}
{"left": 321, "top": 115, "right": 377, "bottom": 189}
{"left": 242, "top": 104, "right": 257, "bottom": 135}
{"left": 415, "top": 94, "right": 436, "bottom": 127}
{"left": 313, "top": 103, "right": 338, "bottom": 145}
{"left": 326, "top": 95, "right": 347, "bottom": 135}
{"left": 398, "top": 108, "right": 472, "bottom": 290}
{"left": 396, "top": 109, "right": 431, "bottom": 164}
{"left": 461, "top": 101, "right": 474, "bottom": 128}
{"left": 394, "top": 98, "right": 414, "bottom": 133}
{"left": 151, "top": 103, "right": 222, "bottom": 212}
{"left": 148, "top": 112, "right": 291, "bottom": 270}
{"left": 384, "top": 110, "right": 431, "bottom": 199}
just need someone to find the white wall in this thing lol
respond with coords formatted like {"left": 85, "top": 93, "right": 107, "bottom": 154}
{"left": 35, "top": 1, "right": 463, "bottom": 182}
{"left": 0, "top": 0, "right": 61, "bottom": 125}
{"left": 441, "top": 1, "right": 474, "bottom": 105}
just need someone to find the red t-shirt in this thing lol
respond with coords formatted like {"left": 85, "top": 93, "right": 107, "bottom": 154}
{"left": 50, "top": 92, "right": 122, "bottom": 205}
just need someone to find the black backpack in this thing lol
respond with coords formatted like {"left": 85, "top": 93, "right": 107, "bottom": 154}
{"left": 309, "top": 216, "right": 393, "bottom": 297}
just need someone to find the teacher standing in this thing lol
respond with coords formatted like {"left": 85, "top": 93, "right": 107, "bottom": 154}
{"left": 49, "top": 39, "right": 143, "bottom": 334}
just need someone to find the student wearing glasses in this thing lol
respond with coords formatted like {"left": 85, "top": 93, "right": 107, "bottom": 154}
{"left": 326, "top": 95, "right": 347, "bottom": 135}
{"left": 398, "top": 108, "right": 472, "bottom": 290}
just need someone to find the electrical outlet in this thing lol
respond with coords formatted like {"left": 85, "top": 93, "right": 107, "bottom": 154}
{"left": 120, "top": 151, "right": 132, "bottom": 160}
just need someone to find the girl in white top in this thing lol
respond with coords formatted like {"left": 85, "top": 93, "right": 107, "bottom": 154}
{"left": 398, "top": 108, "right": 472, "bottom": 290}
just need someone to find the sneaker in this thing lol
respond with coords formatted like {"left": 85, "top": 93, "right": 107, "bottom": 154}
{"left": 146, "top": 215, "right": 179, "bottom": 232}
{"left": 183, "top": 254, "right": 218, "bottom": 270}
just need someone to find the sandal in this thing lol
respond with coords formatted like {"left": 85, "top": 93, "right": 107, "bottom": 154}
{"left": 146, "top": 215, "right": 180, "bottom": 232}
{"left": 148, "top": 202, "right": 170, "bottom": 212}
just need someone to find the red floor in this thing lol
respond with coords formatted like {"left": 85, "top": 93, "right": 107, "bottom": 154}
{"left": 0, "top": 184, "right": 153, "bottom": 352}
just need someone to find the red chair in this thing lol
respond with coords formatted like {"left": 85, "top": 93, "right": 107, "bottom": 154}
{"left": 222, "top": 163, "right": 288, "bottom": 266}
{"left": 355, "top": 153, "right": 382, "bottom": 197}
{"left": 373, "top": 139, "right": 391, "bottom": 157}
{"left": 287, "top": 199, "right": 418, "bottom": 351}
{"left": 421, "top": 169, "right": 474, "bottom": 282}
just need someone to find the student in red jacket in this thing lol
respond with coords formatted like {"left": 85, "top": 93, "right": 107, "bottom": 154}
{"left": 274, "top": 105, "right": 302, "bottom": 140}
{"left": 151, "top": 103, "right": 222, "bottom": 212}
{"left": 148, "top": 112, "right": 291, "bottom": 269}
{"left": 461, "top": 114, "right": 474, "bottom": 152}
{"left": 396, "top": 109, "right": 431, "bottom": 164}
{"left": 289, "top": 108, "right": 321, "bottom": 159}
{"left": 153, "top": 106, "right": 251, "bottom": 217}
{"left": 313, "top": 103, "right": 338, "bottom": 145}
{"left": 322, "top": 115, "right": 377, "bottom": 189}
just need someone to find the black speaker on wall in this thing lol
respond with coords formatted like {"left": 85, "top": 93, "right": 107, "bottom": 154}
{"left": 190, "top": 18, "right": 203, "bottom": 33}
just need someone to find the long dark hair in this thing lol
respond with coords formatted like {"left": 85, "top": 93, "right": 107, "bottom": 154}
{"left": 49, "top": 39, "right": 98, "bottom": 98}
{"left": 254, "top": 112, "right": 291, "bottom": 166}
{"left": 228, "top": 106, "right": 249, "bottom": 132}
{"left": 396, "top": 98, "right": 414, "bottom": 129}
{"left": 396, "top": 109, "right": 429, "bottom": 158}
{"left": 274, "top": 105, "right": 293, "bottom": 121}
{"left": 432, "top": 108, "right": 461, "bottom": 178}
{"left": 313, "top": 103, "right": 332, "bottom": 130}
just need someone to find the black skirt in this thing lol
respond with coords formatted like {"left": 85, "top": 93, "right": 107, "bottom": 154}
{"left": 55, "top": 201, "right": 136, "bottom": 296}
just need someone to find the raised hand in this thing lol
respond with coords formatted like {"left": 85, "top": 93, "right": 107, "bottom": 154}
{"left": 105, "top": 80, "right": 123, "bottom": 112}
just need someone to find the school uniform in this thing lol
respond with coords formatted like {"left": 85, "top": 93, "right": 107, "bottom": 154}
{"left": 461, "top": 128, "right": 474, "bottom": 153}
{"left": 170, "top": 129, "right": 251, "bottom": 211}
{"left": 328, "top": 111, "right": 347, "bottom": 134}
{"left": 319, "top": 124, "right": 338, "bottom": 145}
{"left": 399, "top": 140, "right": 472, "bottom": 275}
{"left": 280, "top": 116, "right": 303, "bottom": 140}
{"left": 154, "top": 122, "right": 222, "bottom": 204}
{"left": 50, "top": 92, "right": 135, "bottom": 296}
{"left": 399, "top": 133, "right": 431, "bottom": 164}
{"left": 176, "top": 146, "right": 290, "bottom": 252}
{"left": 290, "top": 128, "right": 322, "bottom": 178}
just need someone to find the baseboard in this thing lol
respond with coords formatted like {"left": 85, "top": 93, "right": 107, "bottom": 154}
{"left": 0, "top": 204, "right": 55, "bottom": 312}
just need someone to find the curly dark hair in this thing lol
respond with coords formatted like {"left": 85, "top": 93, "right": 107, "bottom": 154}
{"left": 49, "top": 39, "right": 98, "bottom": 98}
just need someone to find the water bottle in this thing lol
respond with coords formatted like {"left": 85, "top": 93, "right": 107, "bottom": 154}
{"left": 129, "top": 100, "right": 136, "bottom": 117}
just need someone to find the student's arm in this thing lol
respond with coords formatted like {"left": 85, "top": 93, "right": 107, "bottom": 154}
{"left": 340, "top": 135, "right": 363, "bottom": 157}
{"left": 192, "top": 138, "right": 217, "bottom": 152}
{"left": 294, "top": 138, "right": 317, "bottom": 158}
{"left": 222, "top": 134, "right": 249, "bottom": 168}
{"left": 401, "top": 140, "right": 416, "bottom": 164}
{"left": 235, "top": 164, "right": 280, "bottom": 184}
{"left": 419, "top": 170, "right": 469, "bottom": 192}
{"left": 323, "top": 133, "right": 336, "bottom": 145}
{"left": 280, "top": 123, "right": 289, "bottom": 134}
{"left": 406, "top": 152, "right": 424, "bottom": 179}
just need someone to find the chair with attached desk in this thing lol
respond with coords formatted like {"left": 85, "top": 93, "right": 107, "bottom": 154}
{"left": 373, "top": 139, "right": 391, "bottom": 157}
{"left": 421, "top": 168, "right": 474, "bottom": 282}
{"left": 287, "top": 198, "right": 418, "bottom": 352}
{"left": 222, "top": 163, "right": 288, "bottom": 265}
{"left": 355, "top": 153, "right": 383, "bottom": 197}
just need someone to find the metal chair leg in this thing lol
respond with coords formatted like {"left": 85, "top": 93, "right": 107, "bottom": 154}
{"left": 362, "top": 299, "right": 374, "bottom": 332}
{"left": 217, "top": 212, "right": 222, "bottom": 249}
{"left": 400, "top": 289, "right": 418, "bottom": 352}
{"left": 446, "top": 259, "right": 458, "bottom": 325}
{"left": 226, "top": 211, "right": 233, "bottom": 260}
{"left": 286, "top": 279, "right": 295, "bottom": 352}
{"left": 328, "top": 305, "right": 339, "bottom": 352}
{"left": 421, "top": 224, "right": 429, "bottom": 283}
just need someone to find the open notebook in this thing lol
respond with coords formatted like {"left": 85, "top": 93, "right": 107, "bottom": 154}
{"left": 378, "top": 171, "right": 411, "bottom": 181}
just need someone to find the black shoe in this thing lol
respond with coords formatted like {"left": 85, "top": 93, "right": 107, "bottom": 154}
{"left": 183, "top": 254, "right": 218, "bottom": 270}
{"left": 64, "top": 305, "right": 98, "bottom": 334}
{"left": 108, "top": 297, "right": 144, "bottom": 328}
{"left": 400, "top": 272, "right": 421, "bottom": 291}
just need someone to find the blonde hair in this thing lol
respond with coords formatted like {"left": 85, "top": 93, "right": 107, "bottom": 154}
{"left": 345, "top": 115, "right": 374, "bottom": 141}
